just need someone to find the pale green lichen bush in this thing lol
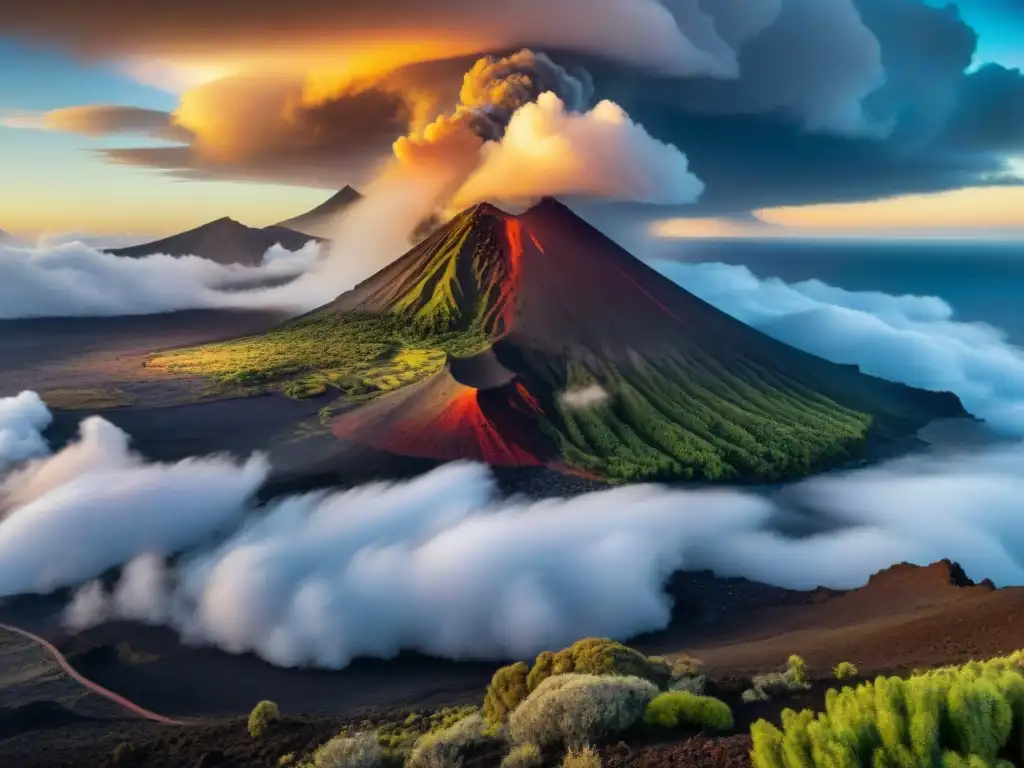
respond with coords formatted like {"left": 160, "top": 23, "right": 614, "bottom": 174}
{"left": 406, "top": 713, "right": 498, "bottom": 768}
{"left": 508, "top": 673, "right": 658, "bottom": 749}
{"left": 499, "top": 743, "right": 543, "bottom": 768}
{"left": 743, "top": 655, "right": 813, "bottom": 702}
{"left": 314, "top": 732, "right": 384, "bottom": 768}
{"left": 750, "top": 652, "right": 1024, "bottom": 768}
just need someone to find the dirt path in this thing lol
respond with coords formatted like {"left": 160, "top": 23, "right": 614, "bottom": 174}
{"left": 0, "top": 624, "right": 185, "bottom": 726}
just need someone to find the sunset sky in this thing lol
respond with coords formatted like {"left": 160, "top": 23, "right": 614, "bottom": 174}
{"left": 1, "top": 0, "right": 1023, "bottom": 239}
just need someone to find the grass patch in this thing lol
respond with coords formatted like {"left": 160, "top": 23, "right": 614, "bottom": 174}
{"left": 146, "top": 312, "right": 474, "bottom": 401}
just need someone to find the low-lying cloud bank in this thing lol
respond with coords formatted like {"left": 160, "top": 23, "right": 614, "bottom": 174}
{"left": 0, "top": 240, "right": 321, "bottom": 319}
{"left": 654, "top": 261, "right": 1024, "bottom": 436}
{"left": 35, "top": 427, "right": 1024, "bottom": 667}
{"left": 1, "top": 266, "right": 1023, "bottom": 667}
{"left": 0, "top": 389, "right": 1021, "bottom": 667}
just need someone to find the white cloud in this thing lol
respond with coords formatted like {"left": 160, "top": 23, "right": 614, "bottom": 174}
{"left": 560, "top": 385, "right": 611, "bottom": 410}
{"left": 450, "top": 93, "right": 705, "bottom": 209}
{"left": 0, "top": 240, "right": 322, "bottom": 319}
{"left": 0, "top": 414, "right": 267, "bottom": 596}
{"left": 653, "top": 261, "right": 1024, "bottom": 435}
{"left": 0, "top": 392, "right": 52, "bottom": 472}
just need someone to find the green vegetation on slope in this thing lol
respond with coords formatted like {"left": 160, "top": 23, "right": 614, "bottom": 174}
{"left": 147, "top": 311, "right": 487, "bottom": 402}
{"left": 534, "top": 356, "right": 877, "bottom": 483}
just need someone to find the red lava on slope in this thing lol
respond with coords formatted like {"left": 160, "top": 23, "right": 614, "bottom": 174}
{"left": 332, "top": 361, "right": 553, "bottom": 466}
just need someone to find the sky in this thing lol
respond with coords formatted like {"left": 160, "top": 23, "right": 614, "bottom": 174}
{"left": 1, "top": 0, "right": 1023, "bottom": 240}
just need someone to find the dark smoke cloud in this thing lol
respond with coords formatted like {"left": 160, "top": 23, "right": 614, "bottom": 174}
{"left": 6, "top": 0, "right": 1023, "bottom": 210}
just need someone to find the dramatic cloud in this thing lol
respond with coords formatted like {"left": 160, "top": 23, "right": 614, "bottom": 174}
{"left": 0, "top": 240, "right": 321, "bottom": 319}
{"left": 0, "top": 1, "right": 733, "bottom": 78}
{"left": 449, "top": 94, "right": 704, "bottom": 209}
{"left": 45, "top": 105, "right": 192, "bottom": 142}
{"left": 12, "top": 0, "right": 1007, "bottom": 210}
{"left": 938, "top": 64, "right": 1024, "bottom": 153}
{"left": 654, "top": 261, "right": 1024, "bottom": 434}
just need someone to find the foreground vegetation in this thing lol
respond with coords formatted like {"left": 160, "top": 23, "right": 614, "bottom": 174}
{"left": 239, "top": 642, "right": 1024, "bottom": 768}
{"left": 752, "top": 651, "right": 1024, "bottom": 768}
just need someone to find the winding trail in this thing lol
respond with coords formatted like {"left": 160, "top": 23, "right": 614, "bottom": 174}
{"left": 0, "top": 623, "right": 185, "bottom": 726}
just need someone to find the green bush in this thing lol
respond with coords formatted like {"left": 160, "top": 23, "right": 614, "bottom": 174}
{"left": 750, "top": 654, "right": 1024, "bottom": 768}
{"left": 406, "top": 713, "right": 499, "bottom": 768}
{"left": 483, "top": 662, "right": 530, "bottom": 724}
{"left": 248, "top": 700, "right": 281, "bottom": 739}
{"left": 833, "top": 661, "right": 858, "bottom": 680}
{"left": 563, "top": 746, "right": 602, "bottom": 768}
{"left": 500, "top": 743, "right": 543, "bottom": 768}
{"left": 644, "top": 691, "right": 733, "bottom": 733}
{"left": 509, "top": 673, "right": 658, "bottom": 749}
{"left": 314, "top": 732, "right": 383, "bottom": 768}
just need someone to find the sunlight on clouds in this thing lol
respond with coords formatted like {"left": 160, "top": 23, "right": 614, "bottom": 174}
{"left": 757, "top": 186, "right": 1024, "bottom": 232}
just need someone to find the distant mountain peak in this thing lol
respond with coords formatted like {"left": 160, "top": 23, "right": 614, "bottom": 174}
{"left": 106, "top": 217, "right": 317, "bottom": 267}
{"left": 276, "top": 186, "right": 364, "bottom": 238}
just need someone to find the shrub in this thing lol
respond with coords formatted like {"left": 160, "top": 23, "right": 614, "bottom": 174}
{"left": 750, "top": 655, "right": 1024, "bottom": 768}
{"left": 741, "top": 688, "right": 768, "bottom": 704}
{"left": 644, "top": 691, "right": 733, "bottom": 733}
{"left": 527, "top": 639, "right": 673, "bottom": 693}
{"left": 485, "top": 640, "right": 673, "bottom": 725}
{"left": 500, "top": 743, "right": 543, "bottom": 768}
{"left": 563, "top": 746, "right": 602, "bottom": 768}
{"left": 279, "top": 754, "right": 296, "bottom": 766}
{"left": 744, "top": 656, "right": 813, "bottom": 702}
{"left": 509, "top": 673, "right": 658, "bottom": 749}
{"left": 786, "top": 655, "right": 807, "bottom": 686}
{"left": 484, "top": 662, "right": 530, "bottom": 724}
{"left": 248, "top": 700, "right": 281, "bottom": 739}
{"left": 654, "top": 654, "right": 704, "bottom": 680}
{"left": 407, "top": 713, "right": 498, "bottom": 768}
{"left": 833, "top": 661, "right": 858, "bottom": 680}
{"left": 314, "top": 732, "right": 384, "bottom": 768}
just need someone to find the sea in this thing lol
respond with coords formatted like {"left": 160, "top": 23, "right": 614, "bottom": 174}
{"left": 666, "top": 238, "right": 1024, "bottom": 346}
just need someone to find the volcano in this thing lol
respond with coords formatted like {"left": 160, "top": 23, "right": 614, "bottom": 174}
{"left": 315, "top": 198, "right": 967, "bottom": 482}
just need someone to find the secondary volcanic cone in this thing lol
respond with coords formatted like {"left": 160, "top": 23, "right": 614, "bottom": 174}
{"left": 324, "top": 199, "right": 966, "bottom": 481}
